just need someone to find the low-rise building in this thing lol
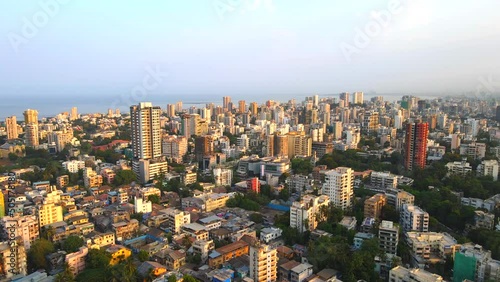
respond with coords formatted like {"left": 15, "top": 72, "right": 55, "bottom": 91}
{"left": 66, "top": 246, "right": 88, "bottom": 276}
{"left": 406, "top": 232, "right": 460, "bottom": 269}
{"left": 389, "top": 266, "right": 443, "bottom": 282}
{"left": 106, "top": 245, "right": 131, "bottom": 265}
{"left": 354, "top": 232, "right": 375, "bottom": 250}
{"left": 260, "top": 227, "right": 283, "bottom": 243}
{"left": 364, "top": 193, "right": 386, "bottom": 220}
{"left": 208, "top": 240, "right": 249, "bottom": 268}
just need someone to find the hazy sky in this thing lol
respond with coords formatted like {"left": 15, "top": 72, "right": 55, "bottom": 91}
{"left": 1, "top": 0, "right": 500, "bottom": 104}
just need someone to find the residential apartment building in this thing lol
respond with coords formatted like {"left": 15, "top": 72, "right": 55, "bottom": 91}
{"left": 62, "top": 160, "right": 86, "bottom": 173}
{"left": 446, "top": 160, "right": 472, "bottom": 177}
{"left": 164, "top": 208, "right": 191, "bottom": 234}
{"left": 477, "top": 160, "right": 499, "bottom": 181}
{"left": 0, "top": 241, "right": 27, "bottom": 279}
{"left": 162, "top": 135, "right": 187, "bottom": 163}
{"left": 83, "top": 167, "right": 103, "bottom": 188}
{"left": 5, "top": 116, "right": 18, "bottom": 139}
{"left": 389, "top": 266, "right": 443, "bottom": 282}
{"left": 406, "top": 232, "right": 460, "bottom": 268}
{"left": 213, "top": 167, "right": 233, "bottom": 186}
{"left": 364, "top": 193, "right": 387, "bottom": 220}
{"left": 66, "top": 246, "right": 88, "bottom": 276}
{"left": 290, "top": 195, "right": 330, "bottom": 233}
{"left": 112, "top": 219, "right": 139, "bottom": 241}
{"left": 249, "top": 244, "right": 278, "bottom": 282}
{"left": 322, "top": 167, "right": 354, "bottom": 210}
{"left": 131, "top": 102, "right": 168, "bottom": 183}
{"left": 453, "top": 243, "right": 500, "bottom": 282}
{"left": 38, "top": 202, "right": 63, "bottom": 227}
{"left": 208, "top": 241, "right": 249, "bottom": 268}
{"left": 401, "top": 204, "right": 429, "bottom": 233}
{"left": 459, "top": 142, "right": 486, "bottom": 160}
{"left": 379, "top": 220, "right": 399, "bottom": 255}
{"left": 404, "top": 122, "right": 428, "bottom": 170}
{"left": 260, "top": 227, "right": 283, "bottom": 243}
{"left": 370, "top": 171, "right": 397, "bottom": 190}
{"left": 388, "top": 189, "right": 415, "bottom": 212}
{"left": 193, "top": 240, "right": 215, "bottom": 262}
{"left": 286, "top": 131, "right": 312, "bottom": 158}
{"left": 24, "top": 109, "right": 39, "bottom": 148}
{"left": 0, "top": 215, "right": 39, "bottom": 250}
{"left": 205, "top": 193, "right": 231, "bottom": 212}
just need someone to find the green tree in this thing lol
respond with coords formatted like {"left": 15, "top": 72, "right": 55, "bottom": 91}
{"left": 138, "top": 250, "right": 150, "bottom": 262}
{"left": 8, "top": 152, "right": 18, "bottom": 162}
{"left": 249, "top": 213, "right": 264, "bottom": 224}
{"left": 87, "top": 248, "right": 111, "bottom": 269}
{"left": 167, "top": 275, "right": 177, "bottom": 282}
{"left": 114, "top": 169, "right": 137, "bottom": 186}
{"left": 54, "top": 263, "right": 76, "bottom": 282}
{"left": 148, "top": 194, "right": 160, "bottom": 204}
{"left": 63, "top": 235, "right": 84, "bottom": 253}
{"left": 28, "top": 239, "right": 55, "bottom": 271}
{"left": 41, "top": 225, "right": 56, "bottom": 241}
{"left": 183, "top": 274, "right": 198, "bottom": 282}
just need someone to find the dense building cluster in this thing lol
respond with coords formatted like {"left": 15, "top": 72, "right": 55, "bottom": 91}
{"left": 2, "top": 93, "right": 500, "bottom": 281}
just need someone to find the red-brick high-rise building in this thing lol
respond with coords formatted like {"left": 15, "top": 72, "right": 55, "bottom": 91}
{"left": 404, "top": 122, "right": 429, "bottom": 170}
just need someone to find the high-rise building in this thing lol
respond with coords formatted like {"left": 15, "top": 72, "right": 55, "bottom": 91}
{"left": 5, "top": 116, "right": 18, "bottom": 139}
{"left": 23, "top": 109, "right": 38, "bottom": 124}
{"left": 394, "top": 110, "right": 403, "bottom": 129}
{"left": 353, "top": 92, "right": 364, "bottom": 104}
{"left": 250, "top": 102, "right": 258, "bottom": 116}
{"left": 70, "top": 107, "right": 78, "bottom": 120}
{"left": 379, "top": 220, "right": 399, "bottom": 255}
{"left": 290, "top": 195, "right": 330, "bottom": 233}
{"left": 195, "top": 135, "right": 213, "bottom": 162}
{"left": 404, "top": 122, "right": 428, "bottom": 170}
{"left": 363, "top": 111, "right": 379, "bottom": 132}
{"left": 131, "top": 102, "right": 167, "bottom": 183}
{"left": 131, "top": 103, "right": 162, "bottom": 159}
{"left": 24, "top": 109, "right": 39, "bottom": 148}
{"left": 332, "top": 121, "right": 343, "bottom": 140}
{"left": 175, "top": 101, "right": 183, "bottom": 112}
{"left": 322, "top": 167, "right": 354, "bottom": 210}
{"left": 162, "top": 135, "right": 188, "bottom": 163}
{"left": 286, "top": 131, "right": 312, "bottom": 158}
{"left": 223, "top": 96, "right": 231, "bottom": 111}
{"left": 166, "top": 104, "right": 176, "bottom": 117}
{"left": 496, "top": 106, "right": 500, "bottom": 122}
{"left": 249, "top": 244, "right": 278, "bottom": 282}
{"left": 238, "top": 100, "right": 246, "bottom": 113}
{"left": 340, "top": 92, "right": 349, "bottom": 107}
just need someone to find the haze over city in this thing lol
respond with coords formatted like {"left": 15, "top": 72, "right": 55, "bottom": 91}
{"left": 2, "top": 0, "right": 500, "bottom": 118}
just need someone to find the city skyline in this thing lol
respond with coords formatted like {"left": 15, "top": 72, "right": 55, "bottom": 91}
{"left": 1, "top": 0, "right": 500, "bottom": 115}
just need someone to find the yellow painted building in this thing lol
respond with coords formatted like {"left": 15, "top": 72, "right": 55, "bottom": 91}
{"left": 106, "top": 245, "right": 131, "bottom": 265}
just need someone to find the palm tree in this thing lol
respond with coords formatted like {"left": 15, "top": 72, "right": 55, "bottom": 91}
{"left": 54, "top": 263, "right": 75, "bottom": 282}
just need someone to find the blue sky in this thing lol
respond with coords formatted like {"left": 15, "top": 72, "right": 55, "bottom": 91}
{"left": 1, "top": 0, "right": 499, "bottom": 106}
